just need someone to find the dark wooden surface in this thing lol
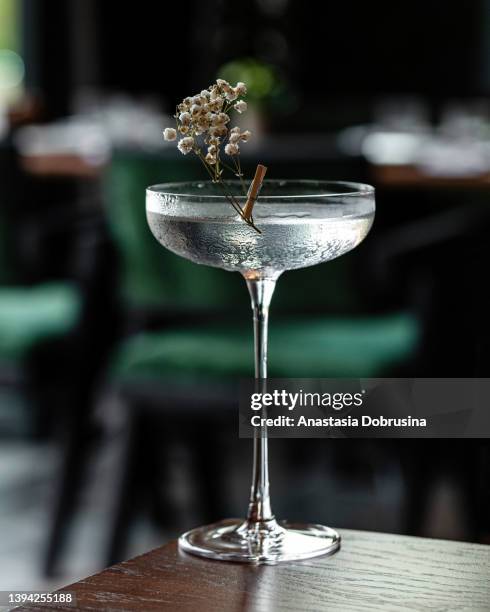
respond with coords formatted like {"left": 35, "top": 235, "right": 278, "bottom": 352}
{"left": 16, "top": 529, "right": 490, "bottom": 611}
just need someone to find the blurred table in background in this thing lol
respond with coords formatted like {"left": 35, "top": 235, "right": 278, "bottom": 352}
{"left": 19, "top": 153, "right": 103, "bottom": 178}
{"left": 15, "top": 123, "right": 362, "bottom": 181}
{"left": 16, "top": 529, "right": 490, "bottom": 611}
{"left": 371, "top": 163, "right": 490, "bottom": 190}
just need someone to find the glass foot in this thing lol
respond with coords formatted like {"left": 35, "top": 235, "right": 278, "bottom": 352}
{"left": 179, "top": 518, "right": 341, "bottom": 564}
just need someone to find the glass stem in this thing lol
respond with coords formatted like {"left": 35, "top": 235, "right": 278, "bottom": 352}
{"left": 245, "top": 277, "right": 277, "bottom": 525}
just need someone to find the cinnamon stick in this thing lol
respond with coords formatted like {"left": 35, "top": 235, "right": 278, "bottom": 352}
{"left": 242, "top": 164, "right": 267, "bottom": 221}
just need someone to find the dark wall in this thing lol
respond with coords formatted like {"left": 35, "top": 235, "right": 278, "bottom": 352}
{"left": 22, "top": 0, "right": 72, "bottom": 119}
{"left": 18, "top": 1, "right": 490, "bottom": 124}
{"left": 287, "top": 2, "right": 483, "bottom": 97}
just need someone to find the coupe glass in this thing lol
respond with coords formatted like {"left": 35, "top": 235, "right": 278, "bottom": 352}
{"left": 146, "top": 180, "right": 375, "bottom": 564}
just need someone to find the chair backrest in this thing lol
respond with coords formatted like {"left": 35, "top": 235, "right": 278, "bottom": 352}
{"left": 104, "top": 148, "right": 366, "bottom": 315}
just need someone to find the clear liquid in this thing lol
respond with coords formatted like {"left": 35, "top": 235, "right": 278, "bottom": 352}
{"left": 147, "top": 204, "right": 374, "bottom": 277}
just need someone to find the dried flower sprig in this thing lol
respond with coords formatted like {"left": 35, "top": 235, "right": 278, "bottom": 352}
{"left": 163, "top": 79, "right": 265, "bottom": 233}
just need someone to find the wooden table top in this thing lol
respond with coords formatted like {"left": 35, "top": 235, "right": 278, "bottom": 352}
{"left": 16, "top": 529, "right": 490, "bottom": 611}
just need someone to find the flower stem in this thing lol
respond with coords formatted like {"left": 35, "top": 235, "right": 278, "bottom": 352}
{"left": 195, "top": 151, "right": 259, "bottom": 228}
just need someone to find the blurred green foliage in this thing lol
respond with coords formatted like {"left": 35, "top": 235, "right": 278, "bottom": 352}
{"left": 0, "top": 0, "right": 18, "bottom": 51}
{"left": 217, "top": 57, "right": 296, "bottom": 114}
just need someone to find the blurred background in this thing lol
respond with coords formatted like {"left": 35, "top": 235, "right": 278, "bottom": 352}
{"left": 1, "top": 0, "right": 490, "bottom": 592}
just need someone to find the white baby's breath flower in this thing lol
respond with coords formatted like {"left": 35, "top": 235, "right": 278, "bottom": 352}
{"left": 216, "top": 78, "right": 231, "bottom": 90}
{"left": 225, "top": 142, "right": 239, "bottom": 156}
{"left": 225, "top": 89, "right": 238, "bottom": 101}
{"left": 229, "top": 132, "right": 240, "bottom": 144}
{"left": 211, "top": 125, "right": 228, "bottom": 137}
{"left": 190, "top": 104, "right": 202, "bottom": 117}
{"left": 177, "top": 136, "right": 194, "bottom": 155}
{"left": 240, "top": 130, "right": 252, "bottom": 142}
{"left": 163, "top": 127, "right": 177, "bottom": 141}
{"left": 230, "top": 126, "right": 241, "bottom": 134}
{"left": 178, "top": 124, "right": 190, "bottom": 135}
{"left": 207, "top": 144, "right": 217, "bottom": 155}
{"left": 235, "top": 82, "right": 247, "bottom": 96}
{"left": 234, "top": 100, "right": 247, "bottom": 113}
{"left": 208, "top": 98, "right": 224, "bottom": 112}
{"left": 195, "top": 117, "right": 210, "bottom": 134}
{"left": 179, "top": 111, "right": 191, "bottom": 124}
{"left": 205, "top": 153, "right": 217, "bottom": 165}
{"left": 217, "top": 79, "right": 236, "bottom": 100}
{"left": 178, "top": 97, "right": 192, "bottom": 112}
{"left": 215, "top": 112, "right": 230, "bottom": 125}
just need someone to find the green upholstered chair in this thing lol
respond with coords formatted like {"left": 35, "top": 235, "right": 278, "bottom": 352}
{"left": 113, "top": 314, "right": 418, "bottom": 384}
{"left": 0, "top": 282, "right": 80, "bottom": 372}
{"left": 0, "top": 145, "right": 83, "bottom": 409}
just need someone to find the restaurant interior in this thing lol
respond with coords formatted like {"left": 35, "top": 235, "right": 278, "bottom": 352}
{"left": 1, "top": 0, "right": 490, "bottom": 592}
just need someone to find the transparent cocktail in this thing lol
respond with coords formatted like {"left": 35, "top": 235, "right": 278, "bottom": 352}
{"left": 146, "top": 180, "right": 375, "bottom": 564}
